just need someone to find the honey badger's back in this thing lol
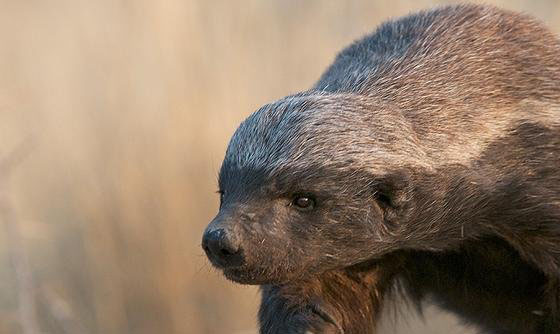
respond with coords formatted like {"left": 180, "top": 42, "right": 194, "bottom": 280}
{"left": 316, "top": 4, "right": 560, "bottom": 101}
{"left": 315, "top": 4, "right": 560, "bottom": 167}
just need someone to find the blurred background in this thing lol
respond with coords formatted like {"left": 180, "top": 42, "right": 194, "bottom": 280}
{"left": 0, "top": 1, "right": 558, "bottom": 333}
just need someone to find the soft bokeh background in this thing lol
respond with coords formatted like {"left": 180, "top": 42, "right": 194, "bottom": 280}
{"left": 0, "top": 1, "right": 558, "bottom": 333}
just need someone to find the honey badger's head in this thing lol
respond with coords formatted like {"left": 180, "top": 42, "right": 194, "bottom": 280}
{"left": 202, "top": 93, "right": 430, "bottom": 284}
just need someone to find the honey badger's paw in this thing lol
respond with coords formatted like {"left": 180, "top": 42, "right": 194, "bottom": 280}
{"left": 258, "top": 285, "right": 344, "bottom": 334}
{"left": 305, "top": 303, "right": 344, "bottom": 334}
{"left": 258, "top": 269, "right": 388, "bottom": 334}
{"left": 258, "top": 315, "right": 341, "bottom": 334}
{"left": 258, "top": 302, "right": 343, "bottom": 334}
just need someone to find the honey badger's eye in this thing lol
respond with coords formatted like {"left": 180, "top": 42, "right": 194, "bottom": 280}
{"left": 292, "top": 195, "right": 315, "bottom": 211}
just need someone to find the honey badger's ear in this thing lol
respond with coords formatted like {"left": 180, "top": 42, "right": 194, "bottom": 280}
{"left": 372, "top": 170, "right": 413, "bottom": 222}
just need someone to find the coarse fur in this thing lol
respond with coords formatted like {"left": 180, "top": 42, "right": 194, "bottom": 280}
{"left": 203, "top": 4, "right": 560, "bottom": 333}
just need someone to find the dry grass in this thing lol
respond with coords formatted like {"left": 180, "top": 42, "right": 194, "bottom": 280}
{"left": 0, "top": 1, "right": 558, "bottom": 333}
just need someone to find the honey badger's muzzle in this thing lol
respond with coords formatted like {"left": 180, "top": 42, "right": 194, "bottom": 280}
{"left": 202, "top": 215, "right": 244, "bottom": 269}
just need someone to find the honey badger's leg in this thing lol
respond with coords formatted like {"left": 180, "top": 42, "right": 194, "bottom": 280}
{"left": 258, "top": 264, "right": 398, "bottom": 334}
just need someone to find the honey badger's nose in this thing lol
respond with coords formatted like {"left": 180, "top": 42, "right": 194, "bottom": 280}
{"left": 202, "top": 228, "right": 243, "bottom": 267}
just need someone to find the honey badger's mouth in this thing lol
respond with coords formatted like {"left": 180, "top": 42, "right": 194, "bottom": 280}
{"left": 222, "top": 262, "right": 311, "bottom": 285}
{"left": 222, "top": 257, "right": 380, "bottom": 285}
{"left": 223, "top": 266, "right": 280, "bottom": 285}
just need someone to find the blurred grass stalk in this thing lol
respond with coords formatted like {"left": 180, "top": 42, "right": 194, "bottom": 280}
{"left": 1, "top": 141, "right": 39, "bottom": 334}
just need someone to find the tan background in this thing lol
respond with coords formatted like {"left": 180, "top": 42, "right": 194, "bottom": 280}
{"left": 0, "top": 1, "right": 558, "bottom": 333}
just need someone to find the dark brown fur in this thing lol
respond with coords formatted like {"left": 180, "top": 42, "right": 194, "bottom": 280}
{"left": 203, "top": 4, "right": 560, "bottom": 333}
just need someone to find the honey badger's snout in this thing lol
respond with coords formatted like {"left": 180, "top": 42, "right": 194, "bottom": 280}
{"left": 202, "top": 218, "right": 244, "bottom": 268}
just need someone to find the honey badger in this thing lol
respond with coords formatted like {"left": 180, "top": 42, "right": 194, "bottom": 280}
{"left": 202, "top": 4, "right": 560, "bottom": 333}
